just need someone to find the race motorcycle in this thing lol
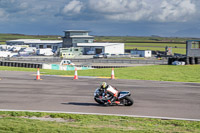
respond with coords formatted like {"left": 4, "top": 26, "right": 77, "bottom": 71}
{"left": 94, "top": 88, "right": 134, "bottom": 106}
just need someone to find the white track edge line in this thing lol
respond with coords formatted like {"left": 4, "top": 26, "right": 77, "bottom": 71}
{"left": 0, "top": 109, "right": 199, "bottom": 121}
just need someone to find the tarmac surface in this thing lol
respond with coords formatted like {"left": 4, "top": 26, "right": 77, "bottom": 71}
{"left": 0, "top": 71, "right": 200, "bottom": 121}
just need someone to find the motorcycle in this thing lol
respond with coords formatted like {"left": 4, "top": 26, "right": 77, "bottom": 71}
{"left": 94, "top": 88, "right": 134, "bottom": 106}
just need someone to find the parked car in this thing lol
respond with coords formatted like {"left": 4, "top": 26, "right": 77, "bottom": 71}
{"left": 93, "top": 53, "right": 111, "bottom": 58}
{"left": 93, "top": 54, "right": 104, "bottom": 58}
{"left": 103, "top": 53, "right": 111, "bottom": 58}
{"left": 60, "top": 60, "right": 75, "bottom": 65}
{"left": 87, "top": 51, "right": 95, "bottom": 55}
{"left": 36, "top": 48, "right": 53, "bottom": 56}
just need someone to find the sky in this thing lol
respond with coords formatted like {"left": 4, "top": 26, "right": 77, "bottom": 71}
{"left": 0, "top": 0, "right": 200, "bottom": 37}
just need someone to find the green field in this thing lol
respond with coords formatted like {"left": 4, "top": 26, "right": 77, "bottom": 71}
{"left": 0, "top": 33, "right": 61, "bottom": 43}
{"left": 0, "top": 111, "right": 199, "bottom": 133}
{"left": 125, "top": 46, "right": 186, "bottom": 54}
{"left": 1, "top": 34, "right": 194, "bottom": 44}
{"left": 125, "top": 42, "right": 186, "bottom": 54}
{"left": 125, "top": 43, "right": 186, "bottom": 48}
{"left": 94, "top": 36, "right": 194, "bottom": 43}
{"left": 0, "top": 65, "right": 200, "bottom": 82}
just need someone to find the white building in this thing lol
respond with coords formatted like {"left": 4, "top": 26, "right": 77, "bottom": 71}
{"left": 131, "top": 50, "right": 152, "bottom": 57}
{"left": 77, "top": 43, "right": 124, "bottom": 55}
{"left": 6, "top": 39, "right": 62, "bottom": 52}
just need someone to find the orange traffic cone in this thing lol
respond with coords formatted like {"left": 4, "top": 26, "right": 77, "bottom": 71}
{"left": 111, "top": 68, "right": 115, "bottom": 79}
{"left": 74, "top": 68, "right": 78, "bottom": 80}
{"left": 36, "top": 68, "right": 41, "bottom": 80}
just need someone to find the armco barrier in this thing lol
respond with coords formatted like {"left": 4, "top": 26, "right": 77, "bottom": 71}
{"left": 6, "top": 57, "right": 168, "bottom": 65}
{"left": 72, "top": 59, "right": 167, "bottom": 64}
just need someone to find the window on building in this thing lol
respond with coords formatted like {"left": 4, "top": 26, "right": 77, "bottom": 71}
{"left": 65, "top": 33, "right": 70, "bottom": 37}
{"left": 192, "top": 41, "right": 200, "bottom": 49}
{"left": 39, "top": 45, "right": 43, "bottom": 48}
{"left": 70, "top": 33, "right": 87, "bottom": 36}
{"left": 74, "top": 49, "right": 79, "bottom": 51}
{"left": 53, "top": 46, "right": 57, "bottom": 50}
{"left": 47, "top": 45, "right": 51, "bottom": 48}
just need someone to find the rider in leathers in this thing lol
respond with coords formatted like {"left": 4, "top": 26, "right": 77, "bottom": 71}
{"left": 100, "top": 82, "right": 119, "bottom": 105}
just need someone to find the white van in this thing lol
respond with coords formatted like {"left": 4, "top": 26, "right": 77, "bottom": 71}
{"left": 36, "top": 48, "right": 53, "bottom": 56}
{"left": 0, "top": 51, "right": 11, "bottom": 57}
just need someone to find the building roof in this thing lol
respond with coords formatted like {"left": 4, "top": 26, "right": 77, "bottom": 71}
{"left": 64, "top": 30, "right": 90, "bottom": 33}
{"left": 77, "top": 43, "right": 124, "bottom": 47}
{"left": 6, "top": 39, "right": 62, "bottom": 44}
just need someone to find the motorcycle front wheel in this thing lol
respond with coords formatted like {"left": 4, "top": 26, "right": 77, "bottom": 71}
{"left": 94, "top": 97, "right": 104, "bottom": 105}
{"left": 124, "top": 96, "right": 134, "bottom": 106}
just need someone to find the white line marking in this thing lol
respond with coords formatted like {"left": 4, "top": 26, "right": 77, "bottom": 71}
{"left": 0, "top": 109, "right": 199, "bottom": 121}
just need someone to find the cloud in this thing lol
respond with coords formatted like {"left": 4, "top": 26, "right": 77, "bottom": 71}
{"left": 0, "top": 0, "right": 28, "bottom": 13}
{"left": 61, "top": 0, "right": 84, "bottom": 16}
{"left": 157, "top": 0, "right": 196, "bottom": 22}
{"left": 0, "top": 0, "right": 199, "bottom": 37}
{"left": 0, "top": 0, "right": 62, "bottom": 22}
{"left": 88, "top": 0, "right": 151, "bottom": 21}
{"left": 87, "top": 0, "right": 198, "bottom": 22}
{"left": 0, "top": 8, "right": 9, "bottom": 20}
{"left": 0, "top": 0, "right": 198, "bottom": 23}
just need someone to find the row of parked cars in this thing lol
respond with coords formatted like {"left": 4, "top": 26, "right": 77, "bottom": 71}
{"left": 0, "top": 45, "right": 54, "bottom": 57}
{"left": 93, "top": 53, "right": 111, "bottom": 58}
{"left": 93, "top": 53, "right": 131, "bottom": 58}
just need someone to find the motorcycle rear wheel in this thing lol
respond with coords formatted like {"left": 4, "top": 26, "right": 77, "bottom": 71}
{"left": 124, "top": 96, "right": 134, "bottom": 106}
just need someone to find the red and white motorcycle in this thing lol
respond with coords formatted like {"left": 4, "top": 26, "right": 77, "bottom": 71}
{"left": 94, "top": 88, "right": 134, "bottom": 106}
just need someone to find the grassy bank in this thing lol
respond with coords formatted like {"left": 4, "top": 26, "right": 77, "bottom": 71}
{"left": 125, "top": 42, "right": 186, "bottom": 54}
{"left": 94, "top": 36, "right": 191, "bottom": 43}
{"left": 0, "top": 33, "right": 60, "bottom": 42}
{"left": 0, "top": 65, "right": 200, "bottom": 82}
{"left": 125, "top": 43, "right": 186, "bottom": 48}
{"left": 0, "top": 111, "right": 199, "bottom": 133}
{"left": 125, "top": 46, "right": 186, "bottom": 54}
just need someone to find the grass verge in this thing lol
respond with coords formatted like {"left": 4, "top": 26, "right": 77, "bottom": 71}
{"left": 0, "top": 65, "right": 200, "bottom": 83}
{"left": 0, "top": 111, "right": 200, "bottom": 133}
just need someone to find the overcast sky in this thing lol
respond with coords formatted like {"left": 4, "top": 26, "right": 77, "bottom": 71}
{"left": 0, "top": 0, "right": 200, "bottom": 37}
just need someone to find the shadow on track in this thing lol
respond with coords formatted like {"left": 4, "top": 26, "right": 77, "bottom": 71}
{"left": 62, "top": 102, "right": 103, "bottom": 106}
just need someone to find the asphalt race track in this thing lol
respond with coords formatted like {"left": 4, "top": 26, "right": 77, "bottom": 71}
{"left": 0, "top": 71, "right": 200, "bottom": 121}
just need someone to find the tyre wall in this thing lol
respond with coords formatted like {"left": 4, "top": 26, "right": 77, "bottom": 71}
{"left": 168, "top": 57, "right": 200, "bottom": 65}
{"left": 0, "top": 61, "right": 42, "bottom": 68}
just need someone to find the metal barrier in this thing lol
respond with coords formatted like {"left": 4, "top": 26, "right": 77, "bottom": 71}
{"left": 69, "top": 59, "right": 167, "bottom": 64}
{"left": 4, "top": 57, "right": 168, "bottom": 65}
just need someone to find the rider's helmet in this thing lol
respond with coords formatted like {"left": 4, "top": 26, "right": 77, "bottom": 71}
{"left": 101, "top": 82, "right": 107, "bottom": 89}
